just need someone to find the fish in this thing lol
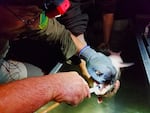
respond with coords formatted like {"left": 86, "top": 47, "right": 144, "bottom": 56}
{"left": 90, "top": 51, "right": 134, "bottom": 103}
{"left": 108, "top": 51, "right": 134, "bottom": 81}
{"left": 79, "top": 50, "right": 134, "bottom": 103}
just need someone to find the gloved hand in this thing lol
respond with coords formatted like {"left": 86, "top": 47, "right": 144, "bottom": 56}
{"left": 79, "top": 46, "right": 117, "bottom": 84}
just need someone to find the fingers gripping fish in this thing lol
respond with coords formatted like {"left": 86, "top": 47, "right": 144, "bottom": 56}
{"left": 80, "top": 50, "right": 134, "bottom": 103}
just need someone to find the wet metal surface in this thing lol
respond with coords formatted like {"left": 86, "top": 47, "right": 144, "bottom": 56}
{"left": 136, "top": 35, "right": 150, "bottom": 84}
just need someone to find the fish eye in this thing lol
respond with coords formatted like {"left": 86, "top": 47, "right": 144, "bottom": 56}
{"left": 95, "top": 70, "right": 103, "bottom": 76}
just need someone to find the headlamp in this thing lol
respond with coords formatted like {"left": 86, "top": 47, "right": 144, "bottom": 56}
{"left": 43, "top": 0, "right": 70, "bottom": 18}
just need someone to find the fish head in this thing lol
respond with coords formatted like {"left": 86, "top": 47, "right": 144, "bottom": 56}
{"left": 92, "top": 51, "right": 134, "bottom": 103}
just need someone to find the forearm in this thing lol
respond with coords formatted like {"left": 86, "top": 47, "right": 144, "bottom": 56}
{"left": 103, "top": 13, "right": 114, "bottom": 44}
{"left": 0, "top": 75, "right": 56, "bottom": 113}
{"left": 0, "top": 72, "right": 90, "bottom": 113}
{"left": 70, "top": 34, "right": 87, "bottom": 54}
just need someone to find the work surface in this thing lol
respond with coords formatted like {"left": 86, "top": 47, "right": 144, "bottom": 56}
{"left": 36, "top": 61, "right": 150, "bottom": 113}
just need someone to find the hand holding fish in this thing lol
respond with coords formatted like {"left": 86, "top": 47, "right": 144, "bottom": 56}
{"left": 79, "top": 47, "right": 134, "bottom": 103}
{"left": 79, "top": 46, "right": 117, "bottom": 84}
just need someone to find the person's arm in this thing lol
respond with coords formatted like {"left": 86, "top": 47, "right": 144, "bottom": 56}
{"left": 0, "top": 72, "right": 90, "bottom": 113}
{"left": 70, "top": 34, "right": 87, "bottom": 53}
{"left": 70, "top": 34, "right": 119, "bottom": 99}
{"left": 102, "top": 13, "right": 114, "bottom": 45}
{"left": 56, "top": 0, "right": 88, "bottom": 37}
{"left": 98, "top": 0, "right": 117, "bottom": 48}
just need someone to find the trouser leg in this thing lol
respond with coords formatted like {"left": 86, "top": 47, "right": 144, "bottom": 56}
{"left": 0, "top": 60, "right": 44, "bottom": 83}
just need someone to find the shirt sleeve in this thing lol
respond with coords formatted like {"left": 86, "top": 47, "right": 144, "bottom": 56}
{"left": 20, "top": 18, "right": 77, "bottom": 60}
{"left": 56, "top": 0, "right": 89, "bottom": 36}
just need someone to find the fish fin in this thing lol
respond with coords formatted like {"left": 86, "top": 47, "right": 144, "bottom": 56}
{"left": 119, "top": 62, "right": 134, "bottom": 68}
{"left": 109, "top": 50, "right": 122, "bottom": 56}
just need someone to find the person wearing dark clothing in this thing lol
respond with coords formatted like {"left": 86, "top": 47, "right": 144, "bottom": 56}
{"left": 57, "top": 0, "right": 117, "bottom": 54}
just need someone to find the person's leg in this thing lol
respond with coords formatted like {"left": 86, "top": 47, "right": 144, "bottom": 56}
{"left": 0, "top": 60, "right": 28, "bottom": 83}
{"left": 0, "top": 59, "right": 45, "bottom": 83}
{"left": 0, "top": 39, "right": 44, "bottom": 83}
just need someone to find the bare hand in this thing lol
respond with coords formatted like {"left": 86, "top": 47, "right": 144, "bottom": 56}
{"left": 50, "top": 72, "right": 90, "bottom": 106}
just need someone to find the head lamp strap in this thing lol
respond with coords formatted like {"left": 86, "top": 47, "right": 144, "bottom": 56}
{"left": 39, "top": 11, "right": 48, "bottom": 29}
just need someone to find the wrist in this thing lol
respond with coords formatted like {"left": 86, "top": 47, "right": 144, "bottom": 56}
{"left": 79, "top": 46, "right": 96, "bottom": 61}
{"left": 45, "top": 75, "right": 61, "bottom": 101}
{"left": 79, "top": 45, "right": 90, "bottom": 56}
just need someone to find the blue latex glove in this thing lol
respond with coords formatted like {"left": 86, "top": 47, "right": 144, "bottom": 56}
{"left": 79, "top": 46, "right": 117, "bottom": 84}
